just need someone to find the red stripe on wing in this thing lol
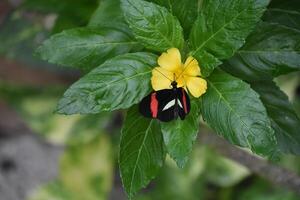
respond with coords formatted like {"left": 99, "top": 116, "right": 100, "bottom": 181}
{"left": 182, "top": 89, "right": 188, "bottom": 114}
{"left": 150, "top": 93, "right": 158, "bottom": 118}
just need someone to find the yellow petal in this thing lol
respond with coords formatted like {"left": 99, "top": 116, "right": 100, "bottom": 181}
{"left": 186, "top": 77, "right": 207, "bottom": 98}
{"left": 183, "top": 56, "right": 201, "bottom": 76}
{"left": 158, "top": 48, "right": 182, "bottom": 72}
{"left": 151, "top": 67, "right": 173, "bottom": 91}
{"left": 175, "top": 71, "right": 185, "bottom": 88}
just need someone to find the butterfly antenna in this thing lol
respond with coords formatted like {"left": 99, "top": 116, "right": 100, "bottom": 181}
{"left": 177, "top": 58, "right": 195, "bottom": 80}
{"left": 153, "top": 68, "right": 173, "bottom": 82}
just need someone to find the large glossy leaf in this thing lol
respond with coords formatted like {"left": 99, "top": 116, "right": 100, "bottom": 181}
{"left": 251, "top": 81, "right": 300, "bottom": 155}
{"left": 121, "top": 0, "right": 184, "bottom": 52}
{"left": 57, "top": 52, "right": 157, "bottom": 114}
{"left": 224, "top": 23, "right": 300, "bottom": 81}
{"left": 161, "top": 100, "right": 201, "bottom": 168}
{"left": 201, "top": 70, "right": 277, "bottom": 157}
{"left": 36, "top": 27, "right": 140, "bottom": 70}
{"left": 189, "top": 0, "right": 269, "bottom": 77}
{"left": 263, "top": 0, "right": 300, "bottom": 30}
{"left": 119, "top": 106, "right": 165, "bottom": 199}
{"left": 147, "top": 0, "right": 199, "bottom": 37}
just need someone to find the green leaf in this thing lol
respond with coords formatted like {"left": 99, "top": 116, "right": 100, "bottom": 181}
{"left": 263, "top": 0, "right": 300, "bottom": 30}
{"left": 88, "top": 0, "right": 123, "bottom": 27}
{"left": 36, "top": 27, "right": 140, "bottom": 70}
{"left": 119, "top": 106, "right": 165, "bottom": 199}
{"left": 161, "top": 100, "right": 201, "bottom": 168}
{"left": 224, "top": 23, "right": 300, "bottom": 81}
{"left": 121, "top": 0, "right": 184, "bottom": 52}
{"left": 189, "top": 0, "right": 269, "bottom": 77}
{"left": 251, "top": 81, "right": 300, "bottom": 155}
{"left": 195, "top": 51, "right": 222, "bottom": 78}
{"left": 201, "top": 69, "right": 277, "bottom": 157}
{"left": 147, "top": 0, "right": 200, "bottom": 37}
{"left": 57, "top": 52, "right": 157, "bottom": 114}
{"left": 88, "top": 0, "right": 130, "bottom": 31}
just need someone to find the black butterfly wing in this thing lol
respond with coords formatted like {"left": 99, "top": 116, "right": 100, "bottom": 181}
{"left": 156, "top": 89, "right": 177, "bottom": 122}
{"left": 177, "top": 88, "right": 191, "bottom": 120}
{"left": 156, "top": 88, "right": 191, "bottom": 122}
{"left": 139, "top": 88, "right": 191, "bottom": 122}
{"left": 139, "top": 89, "right": 173, "bottom": 119}
{"left": 139, "top": 92, "right": 152, "bottom": 118}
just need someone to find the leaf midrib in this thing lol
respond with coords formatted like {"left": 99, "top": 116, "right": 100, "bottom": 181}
{"left": 105, "top": 71, "right": 151, "bottom": 87}
{"left": 268, "top": 8, "right": 300, "bottom": 16}
{"left": 129, "top": 120, "right": 154, "bottom": 197}
{"left": 192, "top": 6, "right": 250, "bottom": 56}
{"left": 126, "top": 0, "right": 176, "bottom": 48}
{"left": 266, "top": 106, "right": 300, "bottom": 143}
{"left": 207, "top": 79, "right": 263, "bottom": 148}
{"left": 51, "top": 41, "right": 139, "bottom": 50}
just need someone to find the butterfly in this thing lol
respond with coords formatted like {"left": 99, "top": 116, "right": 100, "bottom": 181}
{"left": 139, "top": 81, "right": 191, "bottom": 122}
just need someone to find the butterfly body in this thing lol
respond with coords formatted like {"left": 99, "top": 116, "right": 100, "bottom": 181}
{"left": 139, "top": 81, "right": 191, "bottom": 122}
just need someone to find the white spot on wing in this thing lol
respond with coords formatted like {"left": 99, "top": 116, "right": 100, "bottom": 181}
{"left": 178, "top": 100, "right": 183, "bottom": 109}
{"left": 162, "top": 99, "right": 175, "bottom": 111}
{"left": 162, "top": 99, "right": 183, "bottom": 111}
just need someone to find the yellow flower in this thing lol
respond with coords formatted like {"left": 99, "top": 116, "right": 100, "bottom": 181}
{"left": 151, "top": 48, "right": 207, "bottom": 98}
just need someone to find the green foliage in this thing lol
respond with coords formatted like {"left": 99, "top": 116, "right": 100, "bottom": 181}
{"left": 121, "top": 0, "right": 184, "bottom": 52}
{"left": 224, "top": 22, "right": 300, "bottom": 81}
{"left": 0, "top": 12, "right": 46, "bottom": 63}
{"left": 57, "top": 53, "right": 157, "bottom": 114}
{"left": 237, "top": 179, "right": 299, "bottom": 200}
{"left": 23, "top": 0, "right": 98, "bottom": 32}
{"left": 119, "top": 106, "right": 165, "bottom": 199}
{"left": 88, "top": 0, "right": 128, "bottom": 30}
{"left": 36, "top": 28, "right": 140, "bottom": 70}
{"left": 189, "top": 0, "right": 269, "bottom": 77}
{"left": 201, "top": 70, "right": 277, "bottom": 157}
{"left": 263, "top": 0, "right": 300, "bottom": 30}
{"left": 251, "top": 81, "right": 300, "bottom": 155}
{"left": 147, "top": 0, "right": 199, "bottom": 37}
{"left": 161, "top": 100, "right": 201, "bottom": 168}
{"left": 136, "top": 145, "right": 251, "bottom": 200}
{"left": 34, "top": 0, "right": 300, "bottom": 198}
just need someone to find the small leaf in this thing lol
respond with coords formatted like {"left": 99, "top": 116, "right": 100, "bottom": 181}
{"left": 147, "top": 0, "right": 199, "bottom": 37}
{"left": 251, "top": 81, "right": 300, "bottom": 155}
{"left": 121, "top": 0, "right": 184, "bottom": 52}
{"left": 57, "top": 52, "right": 157, "bottom": 114}
{"left": 119, "top": 106, "right": 165, "bottom": 199}
{"left": 161, "top": 100, "right": 201, "bottom": 168}
{"left": 189, "top": 0, "right": 269, "bottom": 76}
{"left": 201, "top": 69, "right": 277, "bottom": 157}
{"left": 224, "top": 22, "right": 300, "bottom": 81}
{"left": 36, "top": 27, "right": 140, "bottom": 70}
{"left": 263, "top": 0, "right": 300, "bottom": 30}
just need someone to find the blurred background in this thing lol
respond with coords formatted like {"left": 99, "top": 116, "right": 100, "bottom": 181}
{"left": 0, "top": 0, "right": 300, "bottom": 199}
